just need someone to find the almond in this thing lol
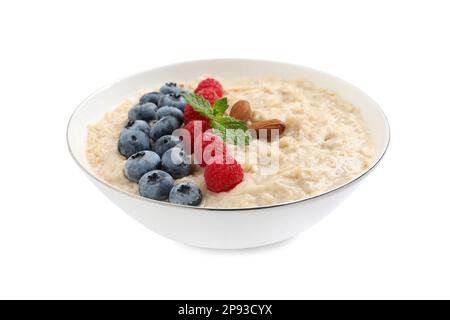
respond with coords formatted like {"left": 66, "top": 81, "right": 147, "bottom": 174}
{"left": 229, "top": 100, "right": 252, "bottom": 122}
{"left": 249, "top": 119, "right": 286, "bottom": 141}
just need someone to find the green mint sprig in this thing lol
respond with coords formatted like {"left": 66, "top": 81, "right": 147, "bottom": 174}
{"left": 182, "top": 92, "right": 251, "bottom": 145}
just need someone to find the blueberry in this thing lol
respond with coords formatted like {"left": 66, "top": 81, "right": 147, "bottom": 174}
{"left": 169, "top": 182, "right": 202, "bottom": 206}
{"left": 150, "top": 116, "right": 180, "bottom": 140}
{"left": 118, "top": 129, "right": 151, "bottom": 158}
{"left": 124, "top": 120, "right": 151, "bottom": 137}
{"left": 128, "top": 103, "right": 157, "bottom": 122}
{"left": 158, "top": 94, "right": 187, "bottom": 111}
{"left": 160, "top": 82, "right": 182, "bottom": 95}
{"left": 161, "top": 147, "right": 191, "bottom": 179}
{"left": 124, "top": 151, "right": 161, "bottom": 183}
{"left": 138, "top": 170, "right": 174, "bottom": 200}
{"left": 154, "top": 135, "right": 182, "bottom": 157}
{"left": 139, "top": 92, "right": 164, "bottom": 105}
{"left": 156, "top": 106, "right": 184, "bottom": 122}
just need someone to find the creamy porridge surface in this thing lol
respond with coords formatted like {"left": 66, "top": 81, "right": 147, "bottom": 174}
{"left": 86, "top": 77, "right": 374, "bottom": 208}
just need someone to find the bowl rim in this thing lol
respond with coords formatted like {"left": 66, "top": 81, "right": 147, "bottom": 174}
{"left": 67, "top": 58, "right": 390, "bottom": 212}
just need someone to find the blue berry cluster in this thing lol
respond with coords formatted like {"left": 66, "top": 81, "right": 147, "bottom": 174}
{"left": 117, "top": 83, "right": 202, "bottom": 206}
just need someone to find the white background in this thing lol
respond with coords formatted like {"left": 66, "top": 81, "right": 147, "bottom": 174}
{"left": 1, "top": 0, "right": 449, "bottom": 299}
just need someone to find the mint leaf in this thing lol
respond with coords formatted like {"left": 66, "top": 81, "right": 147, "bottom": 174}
{"left": 212, "top": 97, "right": 228, "bottom": 116}
{"left": 182, "top": 93, "right": 214, "bottom": 119}
{"left": 211, "top": 116, "right": 251, "bottom": 145}
{"left": 213, "top": 115, "right": 248, "bottom": 130}
{"left": 183, "top": 92, "right": 251, "bottom": 145}
{"left": 210, "top": 119, "right": 227, "bottom": 139}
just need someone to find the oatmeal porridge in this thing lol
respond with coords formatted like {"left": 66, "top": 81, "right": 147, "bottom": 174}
{"left": 86, "top": 77, "right": 374, "bottom": 208}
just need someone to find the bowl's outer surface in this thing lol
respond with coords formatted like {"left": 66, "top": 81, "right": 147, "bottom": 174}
{"left": 67, "top": 59, "right": 390, "bottom": 249}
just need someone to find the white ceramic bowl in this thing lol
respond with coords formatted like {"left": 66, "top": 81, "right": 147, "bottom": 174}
{"left": 67, "top": 59, "right": 390, "bottom": 249}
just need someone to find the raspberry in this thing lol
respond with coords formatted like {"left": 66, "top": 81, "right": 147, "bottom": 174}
{"left": 183, "top": 120, "right": 211, "bottom": 152}
{"left": 195, "top": 78, "right": 223, "bottom": 97}
{"left": 193, "top": 131, "right": 228, "bottom": 167}
{"left": 184, "top": 104, "right": 211, "bottom": 124}
{"left": 203, "top": 147, "right": 231, "bottom": 167}
{"left": 196, "top": 87, "right": 219, "bottom": 106}
{"left": 204, "top": 158, "right": 244, "bottom": 192}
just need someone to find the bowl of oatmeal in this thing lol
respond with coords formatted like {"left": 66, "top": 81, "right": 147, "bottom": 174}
{"left": 67, "top": 59, "right": 389, "bottom": 249}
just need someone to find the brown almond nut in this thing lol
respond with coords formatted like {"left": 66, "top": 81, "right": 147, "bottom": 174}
{"left": 249, "top": 119, "right": 286, "bottom": 141}
{"left": 229, "top": 100, "right": 252, "bottom": 121}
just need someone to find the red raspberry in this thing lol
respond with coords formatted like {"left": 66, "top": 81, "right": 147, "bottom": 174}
{"left": 196, "top": 87, "right": 219, "bottom": 106}
{"left": 203, "top": 147, "right": 231, "bottom": 167}
{"left": 183, "top": 120, "right": 211, "bottom": 152}
{"left": 195, "top": 78, "right": 223, "bottom": 97}
{"left": 204, "top": 158, "right": 244, "bottom": 192}
{"left": 184, "top": 104, "right": 211, "bottom": 124}
{"left": 194, "top": 131, "right": 228, "bottom": 167}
